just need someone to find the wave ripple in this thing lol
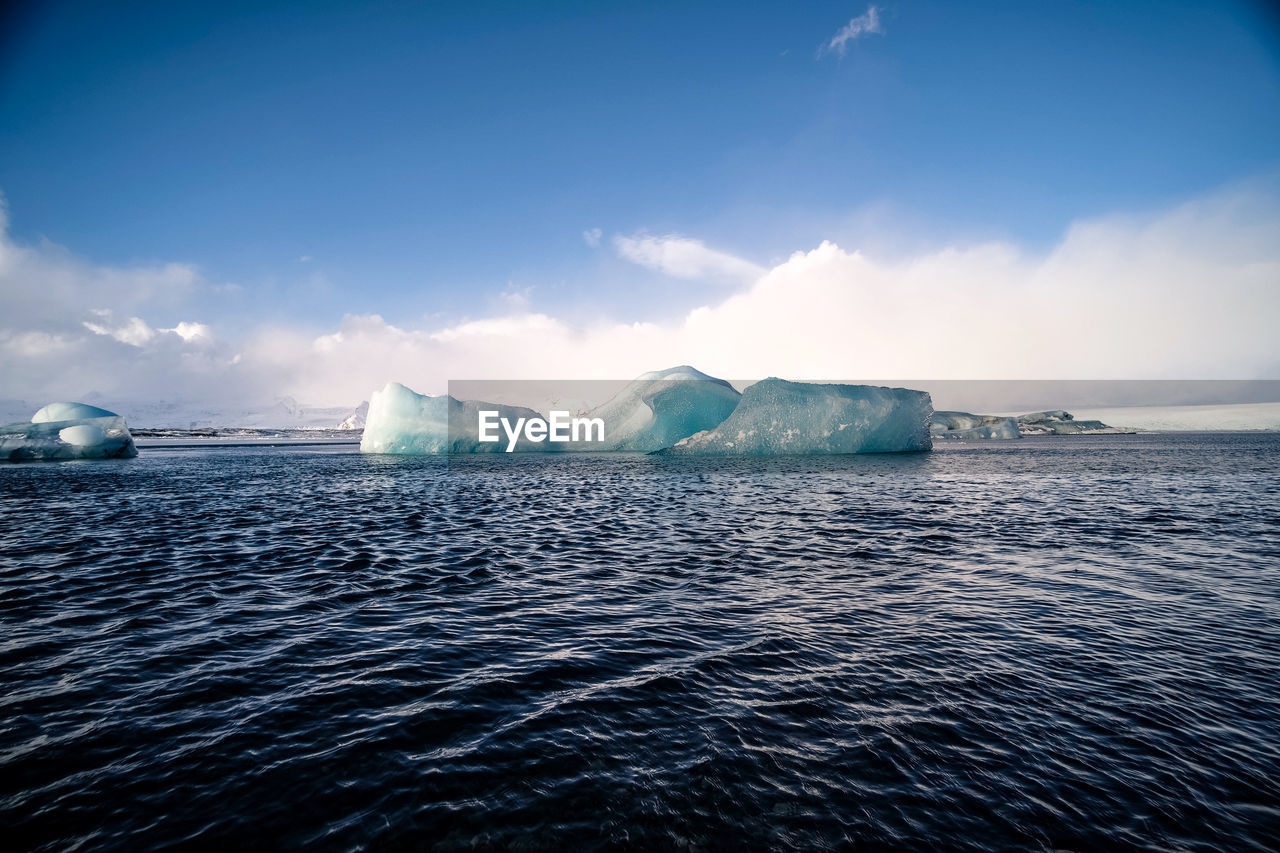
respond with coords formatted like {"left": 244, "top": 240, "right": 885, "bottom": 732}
{"left": 2, "top": 434, "right": 1279, "bottom": 851}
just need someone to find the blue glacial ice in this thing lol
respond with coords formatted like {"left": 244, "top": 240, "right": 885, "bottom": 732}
{"left": 358, "top": 383, "right": 447, "bottom": 454}
{"left": 661, "top": 378, "right": 932, "bottom": 455}
{"left": 570, "top": 365, "right": 742, "bottom": 452}
{"left": 359, "top": 382, "right": 558, "bottom": 454}
{"left": 32, "top": 402, "right": 121, "bottom": 423}
{"left": 2, "top": 403, "right": 138, "bottom": 462}
{"left": 931, "top": 411, "right": 1021, "bottom": 440}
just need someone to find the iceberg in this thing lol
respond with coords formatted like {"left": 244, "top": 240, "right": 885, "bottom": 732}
{"left": 361, "top": 368, "right": 740, "bottom": 455}
{"left": 1, "top": 402, "right": 138, "bottom": 462}
{"left": 931, "top": 411, "right": 1021, "bottom": 440}
{"left": 1017, "top": 410, "right": 1124, "bottom": 435}
{"left": 359, "top": 382, "right": 558, "bottom": 454}
{"left": 661, "top": 379, "right": 932, "bottom": 455}
{"left": 31, "top": 401, "right": 120, "bottom": 423}
{"left": 570, "top": 365, "right": 742, "bottom": 452}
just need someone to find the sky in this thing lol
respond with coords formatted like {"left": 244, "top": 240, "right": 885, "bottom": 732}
{"left": 1, "top": 0, "right": 1278, "bottom": 408}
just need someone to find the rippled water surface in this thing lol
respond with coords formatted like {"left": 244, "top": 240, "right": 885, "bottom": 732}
{"left": 3, "top": 434, "right": 1280, "bottom": 851}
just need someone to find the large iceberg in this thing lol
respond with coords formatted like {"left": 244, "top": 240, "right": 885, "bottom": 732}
{"left": 1017, "top": 410, "right": 1124, "bottom": 435}
{"left": 359, "top": 382, "right": 558, "bottom": 454}
{"left": 361, "top": 368, "right": 740, "bottom": 455}
{"left": 1, "top": 403, "right": 138, "bottom": 462}
{"left": 931, "top": 411, "right": 1021, "bottom": 440}
{"left": 661, "top": 379, "right": 932, "bottom": 455}
{"left": 570, "top": 365, "right": 741, "bottom": 452}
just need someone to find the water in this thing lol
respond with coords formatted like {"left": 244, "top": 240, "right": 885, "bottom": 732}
{"left": 2, "top": 434, "right": 1279, "bottom": 851}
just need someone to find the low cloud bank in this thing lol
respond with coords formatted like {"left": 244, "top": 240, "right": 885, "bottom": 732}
{"left": 1, "top": 181, "right": 1277, "bottom": 409}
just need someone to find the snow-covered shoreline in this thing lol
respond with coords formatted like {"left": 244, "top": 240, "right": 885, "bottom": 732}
{"left": 1057, "top": 402, "right": 1280, "bottom": 432}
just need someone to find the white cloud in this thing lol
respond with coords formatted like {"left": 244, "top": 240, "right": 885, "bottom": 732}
{"left": 260, "top": 182, "right": 1278, "bottom": 404}
{"left": 0, "top": 208, "right": 250, "bottom": 405}
{"left": 81, "top": 313, "right": 215, "bottom": 347}
{"left": 82, "top": 314, "right": 156, "bottom": 346}
{"left": 170, "top": 321, "right": 214, "bottom": 343}
{"left": 0, "top": 181, "right": 1277, "bottom": 412}
{"left": 496, "top": 285, "right": 533, "bottom": 311}
{"left": 612, "top": 233, "right": 766, "bottom": 281}
{"left": 582, "top": 228, "right": 602, "bottom": 248}
{"left": 821, "top": 6, "right": 883, "bottom": 57}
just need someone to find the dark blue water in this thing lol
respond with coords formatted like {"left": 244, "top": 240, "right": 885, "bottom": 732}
{"left": 2, "top": 434, "right": 1279, "bottom": 851}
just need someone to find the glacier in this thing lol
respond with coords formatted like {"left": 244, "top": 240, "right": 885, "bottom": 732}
{"left": 931, "top": 411, "right": 1021, "bottom": 440}
{"left": 661, "top": 379, "right": 932, "bottom": 455}
{"left": 359, "top": 382, "right": 559, "bottom": 454}
{"left": 569, "top": 365, "right": 742, "bottom": 452}
{"left": 2, "top": 403, "right": 138, "bottom": 462}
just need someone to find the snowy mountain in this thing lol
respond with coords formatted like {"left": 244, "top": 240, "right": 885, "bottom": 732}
{"left": 338, "top": 402, "right": 369, "bottom": 430}
{"left": 0, "top": 396, "right": 366, "bottom": 430}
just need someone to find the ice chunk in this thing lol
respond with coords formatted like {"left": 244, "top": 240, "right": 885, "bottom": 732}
{"left": 662, "top": 379, "right": 932, "bottom": 455}
{"left": 59, "top": 424, "right": 108, "bottom": 446}
{"left": 1016, "top": 410, "right": 1124, "bottom": 435}
{"left": 2, "top": 402, "right": 138, "bottom": 462}
{"left": 359, "top": 383, "right": 450, "bottom": 454}
{"left": 571, "top": 365, "right": 741, "bottom": 452}
{"left": 359, "top": 382, "right": 558, "bottom": 454}
{"left": 1016, "top": 410, "right": 1071, "bottom": 426}
{"left": 31, "top": 401, "right": 118, "bottom": 423}
{"left": 931, "top": 411, "right": 1021, "bottom": 440}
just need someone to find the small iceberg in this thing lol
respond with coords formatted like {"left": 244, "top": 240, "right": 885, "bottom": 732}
{"left": 931, "top": 411, "right": 1021, "bottom": 440}
{"left": 1, "top": 402, "right": 138, "bottom": 462}
{"left": 359, "top": 382, "right": 558, "bottom": 454}
{"left": 1017, "top": 410, "right": 1125, "bottom": 435}
{"left": 661, "top": 379, "right": 932, "bottom": 455}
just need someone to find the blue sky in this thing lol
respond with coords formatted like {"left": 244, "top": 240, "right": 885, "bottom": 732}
{"left": 0, "top": 1, "right": 1278, "bottom": 405}
{"left": 2, "top": 0, "right": 1277, "bottom": 326}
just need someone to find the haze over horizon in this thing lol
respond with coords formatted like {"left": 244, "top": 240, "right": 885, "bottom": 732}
{"left": 2, "top": 0, "right": 1278, "bottom": 408}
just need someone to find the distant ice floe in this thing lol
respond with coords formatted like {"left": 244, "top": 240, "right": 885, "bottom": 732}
{"left": 931, "top": 411, "right": 1022, "bottom": 440}
{"left": 930, "top": 409, "right": 1128, "bottom": 439}
{"left": 1016, "top": 410, "right": 1126, "bottom": 435}
{"left": 1069, "top": 402, "right": 1280, "bottom": 432}
{"left": 2, "top": 402, "right": 138, "bottom": 462}
{"left": 662, "top": 378, "right": 933, "bottom": 455}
